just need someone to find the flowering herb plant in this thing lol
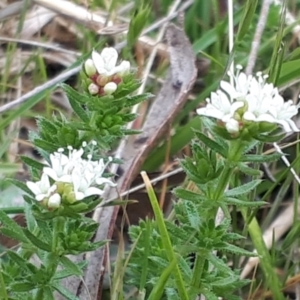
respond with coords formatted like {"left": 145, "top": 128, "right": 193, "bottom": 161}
{"left": 0, "top": 47, "right": 150, "bottom": 299}
{"left": 123, "top": 67, "right": 300, "bottom": 299}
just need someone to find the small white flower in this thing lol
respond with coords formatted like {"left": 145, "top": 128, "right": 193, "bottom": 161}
{"left": 26, "top": 173, "right": 57, "bottom": 201}
{"left": 48, "top": 193, "right": 61, "bottom": 208}
{"left": 197, "top": 90, "right": 244, "bottom": 122}
{"left": 91, "top": 48, "right": 130, "bottom": 78}
{"left": 43, "top": 147, "right": 84, "bottom": 183}
{"left": 197, "top": 66, "right": 300, "bottom": 134}
{"left": 268, "top": 97, "right": 300, "bottom": 132}
{"left": 103, "top": 82, "right": 117, "bottom": 95}
{"left": 40, "top": 146, "right": 115, "bottom": 202}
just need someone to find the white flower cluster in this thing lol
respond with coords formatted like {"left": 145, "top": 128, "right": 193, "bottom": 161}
{"left": 197, "top": 66, "right": 299, "bottom": 134}
{"left": 84, "top": 47, "right": 130, "bottom": 96}
{"left": 26, "top": 142, "right": 115, "bottom": 208}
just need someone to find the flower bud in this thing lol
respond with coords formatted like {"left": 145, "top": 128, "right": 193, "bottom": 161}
{"left": 84, "top": 59, "right": 97, "bottom": 76}
{"left": 103, "top": 82, "right": 117, "bottom": 95}
{"left": 88, "top": 83, "right": 99, "bottom": 95}
{"left": 225, "top": 118, "right": 240, "bottom": 134}
{"left": 48, "top": 193, "right": 61, "bottom": 208}
{"left": 96, "top": 75, "right": 109, "bottom": 86}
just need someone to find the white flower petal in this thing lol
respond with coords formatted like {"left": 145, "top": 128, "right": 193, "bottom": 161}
{"left": 100, "top": 47, "right": 118, "bottom": 71}
{"left": 95, "top": 177, "right": 116, "bottom": 186}
{"left": 243, "top": 111, "right": 256, "bottom": 121}
{"left": 92, "top": 50, "right": 105, "bottom": 74}
{"left": 26, "top": 181, "right": 42, "bottom": 195}
{"left": 43, "top": 167, "right": 59, "bottom": 181}
{"left": 84, "top": 187, "right": 104, "bottom": 197}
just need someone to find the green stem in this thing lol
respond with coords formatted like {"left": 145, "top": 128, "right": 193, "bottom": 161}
{"left": 52, "top": 216, "right": 64, "bottom": 253}
{"left": 0, "top": 263, "right": 8, "bottom": 300}
{"left": 212, "top": 164, "right": 233, "bottom": 201}
{"left": 212, "top": 140, "right": 245, "bottom": 201}
{"left": 0, "top": 207, "right": 25, "bottom": 214}
{"left": 35, "top": 288, "right": 44, "bottom": 300}
{"left": 190, "top": 251, "right": 207, "bottom": 290}
{"left": 241, "top": 209, "right": 285, "bottom": 300}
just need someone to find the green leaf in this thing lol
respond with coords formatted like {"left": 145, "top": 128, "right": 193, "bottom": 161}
{"left": 37, "top": 117, "right": 58, "bottom": 137}
{"left": 173, "top": 188, "right": 206, "bottom": 202}
{"left": 193, "top": 130, "right": 227, "bottom": 157}
{"left": 268, "top": 4, "right": 285, "bottom": 85}
{"left": 122, "top": 93, "right": 153, "bottom": 107}
{"left": 6, "top": 178, "right": 33, "bottom": 195}
{"left": 0, "top": 227, "right": 29, "bottom": 243}
{"left": 183, "top": 201, "right": 200, "bottom": 230}
{"left": 220, "top": 243, "right": 254, "bottom": 257}
{"left": 208, "top": 253, "right": 232, "bottom": 273}
{"left": 24, "top": 203, "right": 36, "bottom": 233}
{"left": 23, "top": 229, "right": 52, "bottom": 252}
{"left": 148, "top": 258, "right": 177, "bottom": 300}
{"left": 60, "top": 83, "right": 90, "bottom": 104}
{"left": 21, "top": 156, "right": 45, "bottom": 171}
{"left": 7, "top": 251, "right": 37, "bottom": 273}
{"left": 278, "top": 59, "right": 300, "bottom": 86}
{"left": 241, "top": 152, "right": 282, "bottom": 163}
{"left": 10, "top": 282, "right": 36, "bottom": 292}
{"left": 43, "top": 286, "right": 55, "bottom": 300}
{"left": 51, "top": 283, "right": 80, "bottom": 300}
{"left": 224, "top": 197, "right": 266, "bottom": 208}
{"left": 127, "top": 4, "right": 151, "bottom": 48}
{"left": 202, "top": 290, "right": 218, "bottom": 300}
{"left": 281, "top": 221, "right": 300, "bottom": 251}
{"left": 0, "top": 162, "right": 19, "bottom": 174}
{"left": 54, "top": 261, "right": 87, "bottom": 280}
{"left": 237, "top": 163, "right": 262, "bottom": 176}
{"left": 0, "top": 210, "right": 27, "bottom": 242}
{"left": 225, "top": 180, "right": 262, "bottom": 197}
{"left": 33, "top": 139, "right": 58, "bottom": 153}
{"left": 236, "top": 0, "right": 258, "bottom": 41}
{"left": 63, "top": 86, "right": 90, "bottom": 122}
{"left": 59, "top": 256, "right": 83, "bottom": 276}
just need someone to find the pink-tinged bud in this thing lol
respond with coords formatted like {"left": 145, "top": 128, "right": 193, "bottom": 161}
{"left": 103, "top": 82, "right": 117, "bottom": 95}
{"left": 48, "top": 193, "right": 61, "bottom": 208}
{"left": 84, "top": 59, "right": 97, "bottom": 76}
{"left": 111, "top": 75, "right": 122, "bottom": 85}
{"left": 96, "top": 75, "right": 109, "bottom": 86}
{"left": 88, "top": 83, "right": 99, "bottom": 95}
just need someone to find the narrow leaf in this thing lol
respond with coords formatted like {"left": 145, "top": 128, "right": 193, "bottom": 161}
{"left": 236, "top": 0, "right": 258, "bottom": 41}
{"left": 174, "top": 187, "right": 206, "bottom": 202}
{"left": 241, "top": 153, "right": 282, "bottom": 163}
{"left": 224, "top": 197, "right": 266, "bottom": 208}
{"left": 10, "top": 282, "right": 36, "bottom": 292}
{"left": 225, "top": 179, "right": 262, "bottom": 197}
{"left": 23, "top": 229, "right": 52, "bottom": 252}
{"left": 52, "top": 283, "right": 80, "bottom": 300}
{"left": 60, "top": 256, "right": 83, "bottom": 276}
{"left": 21, "top": 156, "right": 45, "bottom": 171}
{"left": 0, "top": 210, "right": 27, "bottom": 240}
{"left": 193, "top": 130, "right": 226, "bottom": 157}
